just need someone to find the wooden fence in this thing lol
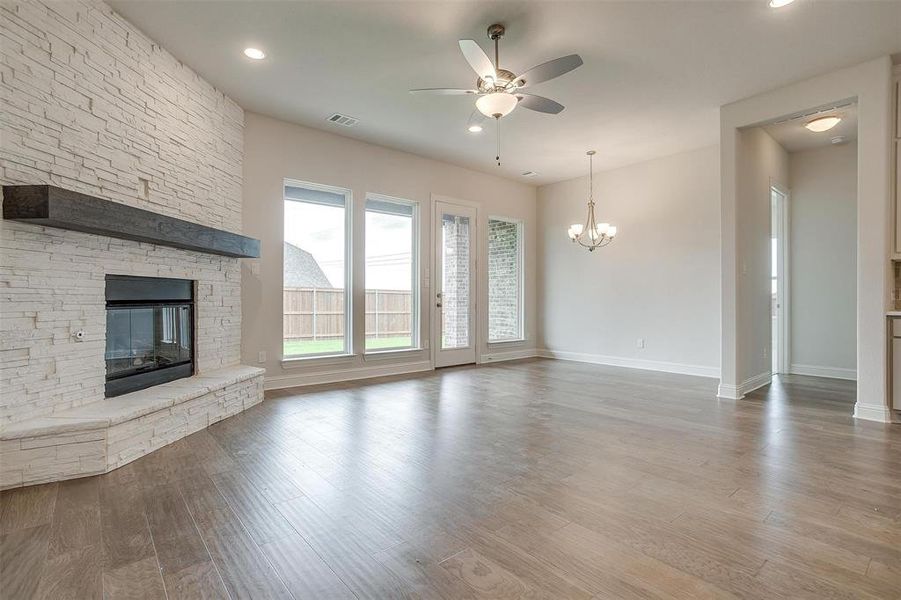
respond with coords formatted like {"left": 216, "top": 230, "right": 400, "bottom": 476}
{"left": 284, "top": 287, "right": 412, "bottom": 340}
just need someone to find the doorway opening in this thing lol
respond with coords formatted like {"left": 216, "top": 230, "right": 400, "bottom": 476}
{"left": 756, "top": 100, "right": 859, "bottom": 390}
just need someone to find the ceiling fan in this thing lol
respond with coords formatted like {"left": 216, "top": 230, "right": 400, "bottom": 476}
{"left": 410, "top": 24, "right": 583, "bottom": 166}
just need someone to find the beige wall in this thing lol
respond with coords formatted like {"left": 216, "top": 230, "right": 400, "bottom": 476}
{"left": 242, "top": 112, "right": 537, "bottom": 388}
{"left": 537, "top": 146, "right": 721, "bottom": 376}
{"left": 789, "top": 142, "right": 857, "bottom": 378}
{"left": 735, "top": 127, "right": 789, "bottom": 386}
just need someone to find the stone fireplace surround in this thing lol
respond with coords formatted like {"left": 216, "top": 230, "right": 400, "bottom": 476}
{"left": 0, "top": 0, "right": 264, "bottom": 488}
{"left": 0, "top": 209, "right": 264, "bottom": 490}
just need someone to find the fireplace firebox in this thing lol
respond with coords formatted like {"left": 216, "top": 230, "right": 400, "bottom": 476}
{"left": 105, "top": 275, "right": 195, "bottom": 397}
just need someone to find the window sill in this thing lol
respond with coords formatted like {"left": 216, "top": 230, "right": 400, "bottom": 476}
{"left": 281, "top": 353, "right": 357, "bottom": 369}
{"left": 488, "top": 339, "right": 527, "bottom": 347}
{"left": 364, "top": 347, "right": 425, "bottom": 362}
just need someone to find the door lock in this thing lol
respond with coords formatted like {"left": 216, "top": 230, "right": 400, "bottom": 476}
{"left": 436, "top": 291, "right": 442, "bottom": 308}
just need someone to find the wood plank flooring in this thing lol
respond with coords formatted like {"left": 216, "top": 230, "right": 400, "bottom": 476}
{"left": 1, "top": 358, "right": 899, "bottom": 599}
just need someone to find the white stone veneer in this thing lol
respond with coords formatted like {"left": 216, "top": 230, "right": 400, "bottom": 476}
{"left": 0, "top": 0, "right": 262, "bottom": 491}
{"left": 0, "top": 0, "right": 249, "bottom": 428}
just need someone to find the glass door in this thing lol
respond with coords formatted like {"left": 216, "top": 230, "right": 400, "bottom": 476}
{"left": 434, "top": 201, "right": 477, "bottom": 367}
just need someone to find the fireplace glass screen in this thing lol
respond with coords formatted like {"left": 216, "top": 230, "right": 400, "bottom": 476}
{"left": 105, "top": 275, "right": 194, "bottom": 397}
{"left": 106, "top": 305, "right": 192, "bottom": 377}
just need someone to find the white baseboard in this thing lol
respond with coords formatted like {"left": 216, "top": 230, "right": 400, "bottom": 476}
{"left": 481, "top": 348, "right": 540, "bottom": 363}
{"left": 264, "top": 360, "right": 432, "bottom": 390}
{"left": 538, "top": 349, "right": 720, "bottom": 379}
{"left": 853, "top": 403, "right": 897, "bottom": 423}
{"left": 716, "top": 383, "right": 742, "bottom": 400}
{"left": 790, "top": 364, "right": 857, "bottom": 381}
{"left": 717, "top": 371, "right": 772, "bottom": 400}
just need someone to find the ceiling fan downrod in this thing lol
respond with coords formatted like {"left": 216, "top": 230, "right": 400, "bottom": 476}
{"left": 488, "top": 25, "right": 505, "bottom": 166}
{"left": 488, "top": 23, "right": 504, "bottom": 75}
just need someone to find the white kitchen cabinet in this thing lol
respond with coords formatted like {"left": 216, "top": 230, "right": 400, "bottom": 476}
{"left": 896, "top": 139, "right": 901, "bottom": 255}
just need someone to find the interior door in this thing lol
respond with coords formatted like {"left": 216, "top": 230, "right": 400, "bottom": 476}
{"left": 771, "top": 185, "right": 789, "bottom": 374}
{"left": 433, "top": 200, "right": 477, "bottom": 368}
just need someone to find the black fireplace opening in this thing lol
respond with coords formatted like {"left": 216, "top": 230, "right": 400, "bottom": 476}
{"left": 105, "top": 275, "right": 195, "bottom": 397}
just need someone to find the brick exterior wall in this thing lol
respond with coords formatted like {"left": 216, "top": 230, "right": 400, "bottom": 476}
{"left": 0, "top": 0, "right": 245, "bottom": 426}
{"left": 488, "top": 218, "right": 522, "bottom": 341}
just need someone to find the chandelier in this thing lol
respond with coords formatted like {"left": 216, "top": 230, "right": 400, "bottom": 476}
{"left": 567, "top": 150, "right": 617, "bottom": 251}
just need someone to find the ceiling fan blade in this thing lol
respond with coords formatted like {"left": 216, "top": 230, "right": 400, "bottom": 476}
{"left": 512, "top": 54, "right": 583, "bottom": 88}
{"left": 516, "top": 93, "right": 565, "bottom": 114}
{"left": 459, "top": 39, "right": 497, "bottom": 82}
{"left": 409, "top": 88, "right": 479, "bottom": 95}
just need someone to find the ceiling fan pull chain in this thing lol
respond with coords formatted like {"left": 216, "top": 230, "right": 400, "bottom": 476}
{"left": 496, "top": 116, "right": 501, "bottom": 166}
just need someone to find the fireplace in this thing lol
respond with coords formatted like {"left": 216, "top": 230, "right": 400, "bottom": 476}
{"left": 105, "top": 275, "right": 195, "bottom": 397}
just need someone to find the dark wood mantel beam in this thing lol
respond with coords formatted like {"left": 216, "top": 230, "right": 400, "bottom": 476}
{"left": 2, "top": 185, "right": 260, "bottom": 259}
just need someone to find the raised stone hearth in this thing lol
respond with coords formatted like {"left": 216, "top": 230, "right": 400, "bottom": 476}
{"left": 0, "top": 365, "right": 263, "bottom": 489}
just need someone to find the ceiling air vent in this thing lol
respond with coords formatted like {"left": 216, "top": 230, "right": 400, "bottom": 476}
{"left": 521, "top": 171, "right": 538, "bottom": 178}
{"left": 327, "top": 113, "right": 359, "bottom": 127}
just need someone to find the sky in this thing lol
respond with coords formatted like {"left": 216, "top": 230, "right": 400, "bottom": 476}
{"left": 284, "top": 201, "right": 412, "bottom": 290}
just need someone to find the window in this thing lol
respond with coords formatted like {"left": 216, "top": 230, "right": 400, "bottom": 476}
{"left": 283, "top": 181, "right": 351, "bottom": 357}
{"left": 365, "top": 196, "right": 418, "bottom": 351}
{"left": 488, "top": 217, "right": 524, "bottom": 342}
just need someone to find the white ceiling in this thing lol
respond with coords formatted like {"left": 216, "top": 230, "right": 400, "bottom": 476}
{"left": 109, "top": 1, "right": 901, "bottom": 185}
{"left": 762, "top": 103, "right": 858, "bottom": 153}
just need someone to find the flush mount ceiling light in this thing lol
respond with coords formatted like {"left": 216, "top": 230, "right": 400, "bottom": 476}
{"left": 243, "top": 47, "right": 266, "bottom": 60}
{"left": 567, "top": 151, "right": 617, "bottom": 252}
{"left": 410, "top": 24, "right": 582, "bottom": 166}
{"left": 768, "top": 0, "right": 795, "bottom": 7}
{"left": 805, "top": 116, "right": 841, "bottom": 132}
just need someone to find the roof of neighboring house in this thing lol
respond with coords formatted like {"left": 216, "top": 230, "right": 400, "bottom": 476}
{"left": 283, "top": 242, "right": 332, "bottom": 288}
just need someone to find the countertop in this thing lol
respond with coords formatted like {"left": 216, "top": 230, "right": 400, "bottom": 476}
{"left": 888, "top": 311, "right": 901, "bottom": 317}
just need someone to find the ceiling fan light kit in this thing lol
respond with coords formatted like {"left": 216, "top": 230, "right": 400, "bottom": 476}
{"left": 476, "top": 92, "right": 518, "bottom": 118}
{"left": 410, "top": 23, "right": 582, "bottom": 166}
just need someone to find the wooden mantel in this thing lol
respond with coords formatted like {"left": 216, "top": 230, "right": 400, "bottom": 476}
{"left": 2, "top": 185, "right": 260, "bottom": 259}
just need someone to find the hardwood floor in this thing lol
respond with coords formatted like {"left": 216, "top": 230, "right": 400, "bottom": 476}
{"left": 1, "top": 358, "right": 899, "bottom": 599}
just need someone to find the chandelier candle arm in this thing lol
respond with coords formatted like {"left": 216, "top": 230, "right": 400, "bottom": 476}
{"left": 567, "top": 150, "right": 617, "bottom": 251}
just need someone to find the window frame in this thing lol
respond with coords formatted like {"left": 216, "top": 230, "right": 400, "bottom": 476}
{"left": 487, "top": 215, "right": 525, "bottom": 344}
{"left": 282, "top": 178, "right": 354, "bottom": 360}
{"left": 363, "top": 193, "right": 421, "bottom": 354}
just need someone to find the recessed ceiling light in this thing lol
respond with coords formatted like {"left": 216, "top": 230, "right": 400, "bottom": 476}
{"left": 468, "top": 125, "right": 483, "bottom": 133}
{"left": 243, "top": 47, "right": 266, "bottom": 60}
{"left": 805, "top": 116, "right": 841, "bottom": 132}
{"left": 768, "top": 0, "right": 795, "bottom": 7}
{"left": 521, "top": 171, "right": 538, "bottom": 178}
